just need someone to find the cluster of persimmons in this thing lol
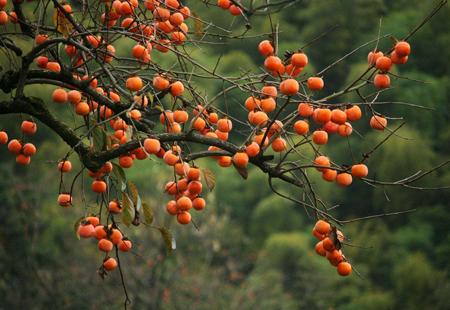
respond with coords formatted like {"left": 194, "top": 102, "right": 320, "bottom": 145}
{"left": 0, "top": 0, "right": 413, "bottom": 277}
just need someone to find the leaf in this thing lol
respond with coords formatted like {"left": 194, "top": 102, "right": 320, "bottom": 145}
{"left": 121, "top": 192, "right": 134, "bottom": 227}
{"left": 92, "top": 125, "right": 107, "bottom": 151}
{"left": 202, "top": 168, "right": 216, "bottom": 191}
{"left": 52, "top": 8, "right": 73, "bottom": 37}
{"left": 233, "top": 163, "right": 248, "bottom": 180}
{"left": 73, "top": 216, "right": 84, "bottom": 240}
{"left": 127, "top": 180, "right": 139, "bottom": 206}
{"left": 158, "top": 227, "right": 175, "bottom": 254}
{"left": 112, "top": 163, "right": 127, "bottom": 191}
{"left": 142, "top": 202, "right": 154, "bottom": 224}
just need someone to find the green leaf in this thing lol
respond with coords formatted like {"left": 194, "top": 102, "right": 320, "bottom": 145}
{"left": 142, "top": 202, "right": 154, "bottom": 224}
{"left": 158, "top": 227, "right": 175, "bottom": 254}
{"left": 112, "top": 163, "right": 127, "bottom": 191}
{"left": 127, "top": 180, "right": 139, "bottom": 206}
{"left": 92, "top": 124, "right": 107, "bottom": 151}
{"left": 202, "top": 168, "right": 216, "bottom": 191}
{"left": 73, "top": 216, "right": 84, "bottom": 240}
{"left": 121, "top": 192, "right": 133, "bottom": 227}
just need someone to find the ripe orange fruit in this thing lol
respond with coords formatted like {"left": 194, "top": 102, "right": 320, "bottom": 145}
{"left": 119, "top": 155, "right": 133, "bottom": 168}
{"left": 192, "top": 117, "right": 206, "bottom": 131}
{"left": 285, "top": 64, "right": 303, "bottom": 77}
{"left": 126, "top": 76, "right": 143, "bottom": 91}
{"left": 370, "top": 115, "right": 387, "bottom": 130}
{"left": 75, "top": 101, "right": 90, "bottom": 116}
{"left": 165, "top": 0, "right": 180, "bottom": 9}
{"left": 35, "top": 34, "right": 48, "bottom": 45}
{"left": 170, "top": 12, "right": 184, "bottom": 25}
{"left": 314, "top": 220, "right": 331, "bottom": 234}
{"left": 153, "top": 75, "right": 170, "bottom": 91}
{"left": 22, "top": 143, "right": 37, "bottom": 156}
{"left": 173, "top": 110, "right": 189, "bottom": 124}
{"left": 373, "top": 73, "right": 390, "bottom": 89}
{"left": 322, "top": 169, "right": 337, "bottom": 182}
{"left": 250, "top": 111, "right": 269, "bottom": 126}
{"left": 336, "top": 173, "right": 352, "bottom": 186}
{"left": 258, "top": 40, "right": 274, "bottom": 56}
{"left": 143, "top": 138, "right": 161, "bottom": 154}
{"left": 245, "top": 142, "right": 260, "bottom": 157}
{"left": 217, "top": 118, "right": 232, "bottom": 132}
{"left": 322, "top": 237, "right": 335, "bottom": 251}
{"left": 260, "top": 97, "right": 276, "bottom": 113}
{"left": 98, "top": 239, "right": 113, "bottom": 252}
{"left": 327, "top": 249, "right": 343, "bottom": 266}
{"left": 36, "top": 56, "right": 49, "bottom": 68}
{"left": 390, "top": 51, "right": 408, "bottom": 65}
{"left": 280, "top": 79, "right": 299, "bottom": 96}
{"left": 375, "top": 56, "right": 392, "bottom": 72}
{"left": 95, "top": 226, "right": 107, "bottom": 240}
{"left": 166, "top": 200, "right": 178, "bottom": 215}
{"left": 177, "top": 196, "right": 192, "bottom": 211}
{"left": 271, "top": 137, "right": 287, "bottom": 152}
{"left": 52, "top": 88, "right": 68, "bottom": 103}
{"left": 108, "top": 200, "right": 122, "bottom": 213}
{"left": 192, "top": 197, "right": 206, "bottom": 210}
{"left": 314, "top": 108, "right": 332, "bottom": 124}
{"left": 323, "top": 121, "right": 339, "bottom": 134}
{"left": 110, "top": 229, "right": 123, "bottom": 244}
{"left": 188, "top": 180, "right": 202, "bottom": 195}
{"left": 233, "top": 152, "right": 249, "bottom": 168}
{"left": 293, "top": 120, "right": 309, "bottom": 135}
{"left": 67, "top": 90, "right": 82, "bottom": 104}
{"left": 262, "top": 85, "right": 277, "bottom": 97}
{"left": 175, "top": 162, "right": 190, "bottom": 176}
{"left": 351, "top": 164, "right": 368, "bottom": 178}
{"left": 177, "top": 211, "right": 191, "bottom": 224}
{"left": 163, "top": 150, "right": 180, "bottom": 166}
{"left": 171, "top": 31, "right": 186, "bottom": 45}
{"left": 92, "top": 180, "right": 107, "bottom": 193}
{"left": 217, "top": 156, "right": 232, "bottom": 167}
{"left": 315, "top": 241, "right": 326, "bottom": 256}
{"left": 298, "top": 103, "right": 314, "bottom": 117}
{"left": 337, "top": 122, "right": 352, "bottom": 137}
{"left": 0, "top": 131, "right": 8, "bottom": 144}
{"left": 187, "top": 167, "right": 201, "bottom": 181}
{"left": 368, "top": 50, "right": 383, "bottom": 65}
{"left": 132, "top": 44, "right": 146, "bottom": 59}
{"left": 228, "top": 4, "right": 242, "bottom": 16}
{"left": 314, "top": 155, "right": 330, "bottom": 172}
{"left": 218, "top": 0, "right": 231, "bottom": 9}
{"left": 78, "top": 223, "right": 95, "bottom": 238}
{"left": 331, "top": 109, "right": 347, "bottom": 125}
{"left": 170, "top": 81, "right": 184, "bottom": 96}
{"left": 46, "top": 62, "right": 61, "bottom": 72}
{"left": 58, "top": 193, "right": 72, "bottom": 207}
{"left": 264, "top": 56, "right": 282, "bottom": 71}
{"left": 291, "top": 53, "right": 308, "bottom": 67}
{"left": 337, "top": 261, "right": 352, "bottom": 276}
{"left": 312, "top": 130, "right": 328, "bottom": 145}
{"left": 307, "top": 77, "right": 324, "bottom": 91}
{"left": 8, "top": 139, "right": 22, "bottom": 154}
{"left": 153, "top": 7, "right": 170, "bottom": 21}
{"left": 16, "top": 154, "right": 31, "bottom": 165}
{"left": 119, "top": 239, "right": 132, "bottom": 252}
{"left": 103, "top": 257, "right": 118, "bottom": 271}
{"left": 345, "top": 105, "right": 362, "bottom": 121}
{"left": 21, "top": 120, "right": 37, "bottom": 135}
{"left": 394, "top": 41, "right": 411, "bottom": 57}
